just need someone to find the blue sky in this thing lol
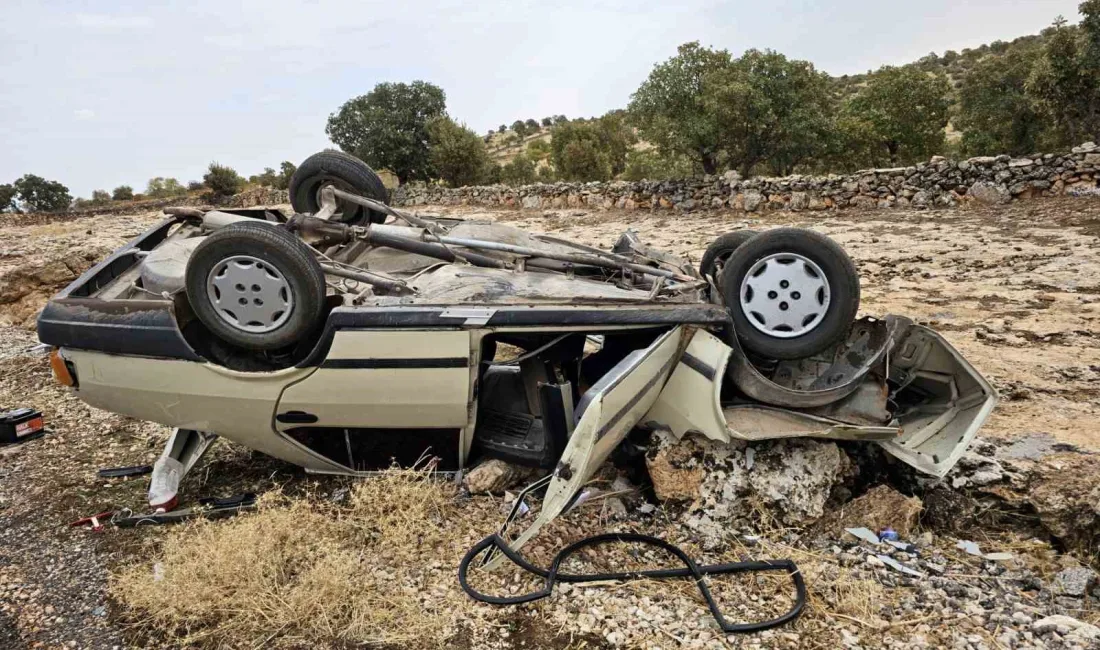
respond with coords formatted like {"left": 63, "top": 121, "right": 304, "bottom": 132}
{"left": 0, "top": 0, "right": 1084, "bottom": 198}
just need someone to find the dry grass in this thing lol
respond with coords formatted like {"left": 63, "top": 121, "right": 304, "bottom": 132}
{"left": 112, "top": 466, "right": 474, "bottom": 649}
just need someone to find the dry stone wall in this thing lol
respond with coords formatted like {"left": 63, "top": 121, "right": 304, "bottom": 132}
{"left": 394, "top": 142, "right": 1100, "bottom": 213}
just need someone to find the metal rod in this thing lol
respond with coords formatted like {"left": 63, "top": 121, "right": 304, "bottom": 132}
{"left": 330, "top": 187, "right": 443, "bottom": 232}
{"left": 365, "top": 228, "right": 509, "bottom": 270}
{"left": 318, "top": 263, "right": 413, "bottom": 295}
{"left": 429, "top": 234, "right": 695, "bottom": 282}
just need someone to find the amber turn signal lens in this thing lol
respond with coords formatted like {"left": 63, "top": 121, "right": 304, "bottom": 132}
{"left": 49, "top": 349, "right": 75, "bottom": 387}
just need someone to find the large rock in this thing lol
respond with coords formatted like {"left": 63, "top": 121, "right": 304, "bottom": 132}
{"left": 831, "top": 484, "right": 923, "bottom": 537}
{"left": 968, "top": 181, "right": 1011, "bottom": 205}
{"left": 742, "top": 190, "right": 764, "bottom": 212}
{"left": 645, "top": 432, "right": 850, "bottom": 538}
{"left": 462, "top": 458, "right": 536, "bottom": 495}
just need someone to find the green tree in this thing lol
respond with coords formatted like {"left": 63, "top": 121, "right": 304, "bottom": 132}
{"left": 427, "top": 116, "right": 490, "bottom": 187}
{"left": 511, "top": 120, "right": 528, "bottom": 138}
{"left": 186, "top": 180, "right": 204, "bottom": 191}
{"left": 501, "top": 153, "right": 537, "bottom": 185}
{"left": 0, "top": 184, "right": 18, "bottom": 213}
{"left": 203, "top": 163, "right": 244, "bottom": 199}
{"left": 629, "top": 42, "right": 733, "bottom": 174}
{"left": 146, "top": 177, "right": 185, "bottom": 198}
{"left": 498, "top": 124, "right": 507, "bottom": 133}
{"left": 549, "top": 113, "right": 636, "bottom": 181}
{"left": 325, "top": 81, "right": 446, "bottom": 183}
{"left": 704, "top": 49, "right": 835, "bottom": 176}
{"left": 526, "top": 138, "right": 552, "bottom": 161}
{"left": 13, "top": 174, "right": 72, "bottom": 212}
{"left": 250, "top": 167, "right": 279, "bottom": 187}
{"left": 524, "top": 118, "right": 539, "bottom": 131}
{"left": 541, "top": 117, "right": 553, "bottom": 127}
{"left": 276, "top": 162, "right": 296, "bottom": 190}
{"left": 957, "top": 47, "right": 1044, "bottom": 155}
{"left": 90, "top": 190, "right": 111, "bottom": 205}
{"left": 111, "top": 185, "right": 134, "bottom": 201}
{"left": 622, "top": 148, "right": 696, "bottom": 180}
{"left": 846, "top": 65, "right": 950, "bottom": 164}
{"left": 1026, "top": 6, "right": 1100, "bottom": 145}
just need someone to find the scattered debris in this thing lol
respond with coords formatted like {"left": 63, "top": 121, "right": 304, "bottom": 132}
{"left": 97, "top": 465, "right": 153, "bottom": 479}
{"left": 462, "top": 458, "right": 538, "bottom": 495}
{"left": 0, "top": 407, "right": 44, "bottom": 444}
{"left": 877, "top": 554, "right": 923, "bottom": 578}
{"left": 846, "top": 527, "right": 881, "bottom": 545}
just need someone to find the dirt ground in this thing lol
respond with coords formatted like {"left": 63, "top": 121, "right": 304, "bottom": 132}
{"left": 0, "top": 198, "right": 1098, "bottom": 649}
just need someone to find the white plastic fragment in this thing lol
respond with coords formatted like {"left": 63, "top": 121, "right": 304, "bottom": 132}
{"left": 956, "top": 539, "right": 983, "bottom": 556}
{"left": 984, "top": 552, "right": 1014, "bottom": 561}
{"left": 878, "top": 554, "right": 924, "bottom": 578}
{"left": 846, "top": 527, "right": 881, "bottom": 545}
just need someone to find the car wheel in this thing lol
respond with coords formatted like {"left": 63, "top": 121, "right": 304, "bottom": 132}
{"left": 288, "top": 150, "right": 388, "bottom": 224}
{"left": 185, "top": 222, "right": 326, "bottom": 350}
{"left": 699, "top": 230, "right": 757, "bottom": 282}
{"left": 719, "top": 228, "right": 860, "bottom": 360}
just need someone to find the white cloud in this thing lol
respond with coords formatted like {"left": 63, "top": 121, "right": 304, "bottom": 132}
{"left": 73, "top": 109, "right": 95, "bottom": 121}
{"left": 72, "top": 14, "right": 154, "bottom": 31}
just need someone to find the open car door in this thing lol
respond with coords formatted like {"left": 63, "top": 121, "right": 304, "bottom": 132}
{"left": 483, "top": 326, "right": 686, "bottom": 569}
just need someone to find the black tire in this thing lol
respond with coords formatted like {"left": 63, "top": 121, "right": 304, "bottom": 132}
{"left": 185, "top": 222, "right": 326, "bottom": 351}
{"left": 719, "top": 228, "right": 860, "bottom": 360}
{"left": 288, "top": 150, "right": 388, "bottom": 224}
{"left": 699, "top": 230, "right": 757, "bottom": 281}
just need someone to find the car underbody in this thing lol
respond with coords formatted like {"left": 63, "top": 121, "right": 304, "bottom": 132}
{"left": 37, "top": 152, "right": 996, "bottom": 559}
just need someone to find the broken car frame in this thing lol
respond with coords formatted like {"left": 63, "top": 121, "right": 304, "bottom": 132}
{"left": 38, "top": 150, "right": 996, "bottom": 560}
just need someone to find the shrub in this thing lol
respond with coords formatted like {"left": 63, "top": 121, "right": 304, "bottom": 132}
{"left": 427, "top": 116, "right": 490, "bottom": 187}
{"left": 111, "top": 185, "right": 134, "bottom": 201}
{"left": 90, "top": 190, "right": 111, "bottom": 205}
{"left": 203, "top": 163, "right": 244, "bottom": 199}
{"left": 146, "top": 177, "right": 186, "bottom": 198}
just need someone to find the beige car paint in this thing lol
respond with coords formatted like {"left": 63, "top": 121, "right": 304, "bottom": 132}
{"left": 64, "top": 349, "right": 346, "bottom": 473}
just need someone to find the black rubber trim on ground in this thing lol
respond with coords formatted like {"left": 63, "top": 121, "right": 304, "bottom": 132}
{"left": 458, "top": 532, "right": 806, "bottom": 634}
{"left": 321, "top": 357, "right": 469, "bottom": 369}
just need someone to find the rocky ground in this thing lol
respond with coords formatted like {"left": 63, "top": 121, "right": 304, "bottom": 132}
{"left": 0, "top": 199, "right": 1098, "bottom": 649}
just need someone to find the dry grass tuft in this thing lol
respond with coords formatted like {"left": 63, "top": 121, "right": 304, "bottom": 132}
{"left": 112, "top": 466, "right": 470, "bottom": 649}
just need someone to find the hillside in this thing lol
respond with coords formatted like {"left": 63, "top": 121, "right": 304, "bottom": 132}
{"left": 490, "top": 27, "right": 1058, "bottom": 168}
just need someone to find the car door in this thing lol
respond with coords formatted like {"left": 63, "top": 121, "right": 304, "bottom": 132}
{"left": 484, "top": 325, "right": 686, "bottom": 568}
{"left": 274, "top": 329, "right": 474, "bottom": 471}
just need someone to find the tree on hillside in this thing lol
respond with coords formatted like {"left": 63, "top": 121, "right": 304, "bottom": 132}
{"left": 13, "top": 174, "right": 71, "bottom": 212}
{"left": 0, "top": 184, "right": 18, "bottom": 213}
{"left": 90, "top": 190, "right": 111, "bottom": 206}
{"left": 524, "top": 118, "right": 539, "bottom": 131}
{"left": 704, "top": 49, "right": 835, "bottom": 176}
{"left": 511, "top": 120, "right": 528, "bottom": 138}
{"left": 629, "top": 42, "right": 733, "bottom": 174}
{"left": 276, "top": 161, "right": 296, "bottom": 190}
{"left": 501, "top": 152, "right": 537, "bottom": 186}
{"left": 498, "top": 124, "right": 507, "bottom": 133}
{"left": 958, "top": 47, "right": 1044, "bottom": 155}
{"left": 845, "top": 65, "right": 950, "bottom": 164}
{"left": 541, "top": 117, "right": 553, "bottom": 127}
{"left": 427, "top": 116, "right": 490, "bottom": 187}
{"left": 250, "top": 167, "right": 279, "bottom": 187}
{"left": 550, "top": 113, "right": 636, "bottom": 181}
{"left": 111, "top": 185, "right": 134, "bottom": 201}
{"left": 1027, "top": 6, "right": 1100, "bottom": 146}
{"left": 146, "top": 177, "right": 186, "bottom": 198}
{"left": 325, "top": 81, "right": 446, "bottom": 183}
{"left": 204, "top": 163, "right": 244, "bottom": 199}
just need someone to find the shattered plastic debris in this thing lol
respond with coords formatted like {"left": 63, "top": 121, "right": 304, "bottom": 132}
{"left": 984, "top": 552, "right": 1014, "bottom": 561}
{"left": 845, "top": 527, "right": 881, "bottom": 545}
{"left": 878, "top": 554, "right": 924, "bottom": 578}
{"left": 956, "top": 539, "right": 984, "bottom": 556}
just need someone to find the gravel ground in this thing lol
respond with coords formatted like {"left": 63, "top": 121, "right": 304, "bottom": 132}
{"left": 0, "top": 200, "right": 1098, "bottom": 649}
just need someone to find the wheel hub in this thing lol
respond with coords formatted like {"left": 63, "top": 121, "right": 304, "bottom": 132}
{"left": 206, "top": 255, "right": 294, "bottom": 333}
{"left": 739, "top": 253, "right": 830, "bottom": 339}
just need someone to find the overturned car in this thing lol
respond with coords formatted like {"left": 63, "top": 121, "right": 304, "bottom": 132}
{"left": 38, "top": 151, "right": 995, "bottom": 552}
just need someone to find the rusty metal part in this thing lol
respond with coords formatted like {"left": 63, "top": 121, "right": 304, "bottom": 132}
{"left": 317, "top": 263, "right": 413, "bottom": 295}
{"left": 726, "top": 316, "right": 911, "bottom": 409}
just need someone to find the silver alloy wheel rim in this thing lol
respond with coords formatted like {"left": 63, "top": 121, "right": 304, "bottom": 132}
{"left": 739, "top": 252, "right": 831, "bottom": 339}
{"left": 206, "top": 255, "right": 293, "bottom": 333}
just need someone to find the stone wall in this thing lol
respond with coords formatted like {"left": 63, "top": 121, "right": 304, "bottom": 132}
{"left": 394, "top": 142, "right": 1100, "bottom": 212}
